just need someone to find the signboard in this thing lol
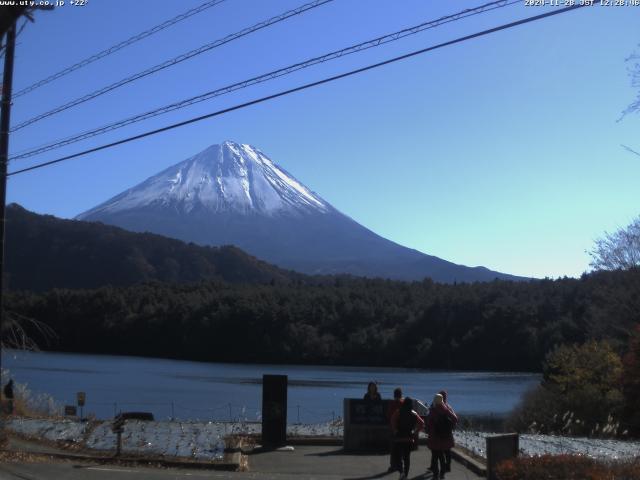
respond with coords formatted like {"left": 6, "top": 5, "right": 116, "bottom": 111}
{"left": 77, "top": 392, "right": 86, "bottom": 407}
{"left": 64, "top": 405, "right": 77, "bottom": 416}
{"left": 343, "top": 399, "right": 393, "bottom": 452}
{"left": 349, "top": 399, "right": 390, "bottom": 425}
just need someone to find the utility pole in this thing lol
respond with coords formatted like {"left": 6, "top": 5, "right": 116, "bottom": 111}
{"left": 0, "top": 7, "right": 27, "bottom": 39}
{"left": 0, "top": 5, "right": 53, "bottom": 393}
{"left": 0, "top": 21, "right": 15, "bottom": 386}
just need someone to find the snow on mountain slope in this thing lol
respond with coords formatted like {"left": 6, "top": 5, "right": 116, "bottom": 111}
{"left": 78, "top": 141, "right": 328, "bottom": 219}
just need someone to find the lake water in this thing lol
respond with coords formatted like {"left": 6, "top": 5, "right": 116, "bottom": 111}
{"left": 2, "top": 350, "right": 540, "bottom": 423}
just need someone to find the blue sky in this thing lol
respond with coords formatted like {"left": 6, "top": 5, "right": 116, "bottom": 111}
{"left": 5, "top": 0, "right": 640, "bottom": 279}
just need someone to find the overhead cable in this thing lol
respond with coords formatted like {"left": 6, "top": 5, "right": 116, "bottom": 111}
{"left": 7, "top": 4, "right": 590, "bottom": 177}
{"left": 10, "top": 0, "right": 517, "bottom": 161}
{"left": 11, "top": 0, "right": 227, "bottom": 99}
{"left": 10, "top": 0, "right": 335, "bottom": 131}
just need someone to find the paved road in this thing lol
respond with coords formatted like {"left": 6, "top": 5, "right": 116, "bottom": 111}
{"left": 0, "top": 446, "right": 483, "bottom": 480}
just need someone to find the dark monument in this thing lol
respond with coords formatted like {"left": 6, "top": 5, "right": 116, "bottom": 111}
{"left": 486, "top": 433, "right": 519, "bottom": 480}
{"left": 262, "top": 374, "right": 287, "bottom": 447}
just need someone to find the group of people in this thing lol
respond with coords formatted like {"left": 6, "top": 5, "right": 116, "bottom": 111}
{"left": 364, "top": 382, "right": 458, "bottom": 480}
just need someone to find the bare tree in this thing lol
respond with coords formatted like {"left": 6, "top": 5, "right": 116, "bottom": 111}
{"left": 589, "top": 216, "right": 640, "bottom": 271}
{"left": 1, "top": 311, "right": 57, "bottom": 351}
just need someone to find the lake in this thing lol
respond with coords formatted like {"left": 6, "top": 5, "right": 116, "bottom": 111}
{"left": 2, "top": 350, "right": 540, "bottom": 423}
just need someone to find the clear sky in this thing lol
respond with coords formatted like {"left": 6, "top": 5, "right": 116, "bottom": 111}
{"left": 5, "top": 0, "right": 640, "bottom": 279}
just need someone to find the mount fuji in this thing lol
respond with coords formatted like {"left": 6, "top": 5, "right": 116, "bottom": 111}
{"left": 77, "top": 141, "right": 522, "bottom": 282}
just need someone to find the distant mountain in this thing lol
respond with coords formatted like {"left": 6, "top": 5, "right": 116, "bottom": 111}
{"left": 5, "top": 204, "right": 301, "bottom": 292}
{"left": 77, "top": 141, "right": 524, "bottom": 283}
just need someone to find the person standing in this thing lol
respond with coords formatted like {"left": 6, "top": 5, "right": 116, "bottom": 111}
{"left": 391, "top": 396, "right": 425, "bottom": 480}
{"left": 363, "top": 381, "right": 381, "bottom": 401}
{"left": 387, "top": 387, "right": 404, "bottom": 472}
{"left": 427, "top": 393, "right": 458, "bottom": 479}
{"left": 439, "top": 390, "right": 457, "bottom": 473}
{"left": 3, "top": 379, "right": 14, "bottom": 415}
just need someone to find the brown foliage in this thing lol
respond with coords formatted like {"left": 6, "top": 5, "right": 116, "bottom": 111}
{"left": 622, "top": 325, "right": 640, "bottom": 436}
{"left": 507, "top": 341, "right": 625, "bottom": 436}
{"left": 496, "top": 455, "right": 640, "bottom": 480}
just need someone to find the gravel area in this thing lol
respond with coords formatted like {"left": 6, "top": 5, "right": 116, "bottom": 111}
{"left": 5, "top": 417, "right": 342, "bottom": 461}
{"left": 5, "top": 418, "right": 88, "bottom": 444}
{"left": 7, "top": 417, "right": 638, "bottom": 462}
{"left": 454, "top": 431, "right": 640, "bottom": 461}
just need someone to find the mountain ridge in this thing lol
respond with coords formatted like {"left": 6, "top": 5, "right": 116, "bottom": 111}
{"left": 5, "top": 203, "right": 303, "bottom": 292}
{"left": 77, "top": 141, "right": 526, "bottom": 283}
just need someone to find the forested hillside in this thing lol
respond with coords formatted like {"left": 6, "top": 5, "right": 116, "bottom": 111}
{"left": 6, "top": 268, "right": 639, "bottom": 371}
{"left": 5, "top": 204, "right": 301, "bottom": 291}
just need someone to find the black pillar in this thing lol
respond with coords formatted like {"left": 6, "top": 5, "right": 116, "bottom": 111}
{"left": 261, "top": 374, "right": 287, "bottom": 447}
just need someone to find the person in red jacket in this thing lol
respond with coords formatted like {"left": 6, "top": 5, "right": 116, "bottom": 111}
{"left": 391, "top": 396, "right": 425, "bottom": 480}
{"left": 386, "top": 387, "right": 404, "bottom": 472}
{"left": 426, "top": 393, "right": 458, "bottom": 479}
{"left": 439, "top": 390, "right": 456, "bottom": 473}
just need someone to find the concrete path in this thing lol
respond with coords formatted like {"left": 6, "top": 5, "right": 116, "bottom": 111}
{"left": 0, "top": 444, "right": 483, "bottom": 479}
{"left": 247, "top": 445, "right": 483, "bottom": 480}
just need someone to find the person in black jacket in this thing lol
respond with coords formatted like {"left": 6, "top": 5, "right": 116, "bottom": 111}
{"left": 391, "top": 396, "right": 425, "bottom": 480}
{"left": 387, "top": 388, "right": 404, "bottom": 472}
{"left": 363, "top": 381, "right": 381, "bottom": 401}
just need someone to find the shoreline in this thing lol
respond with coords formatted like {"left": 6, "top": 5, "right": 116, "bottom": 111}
{"left": 2, "top": 348, "right": 543, "bottom": 375}
{"left": 2, "top": 353, "right": 539, "bottom": 424}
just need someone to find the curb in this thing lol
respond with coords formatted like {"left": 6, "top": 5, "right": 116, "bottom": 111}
{"left": 451, "top": 447, "right": 487, "bottom": 477}
{"left": 0, "top": 448, "right": 242, "bottom": 471}
{"left": 287, "top": 437, "right": 343, "bottom": 446}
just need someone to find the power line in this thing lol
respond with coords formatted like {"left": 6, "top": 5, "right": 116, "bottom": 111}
{"left": 7, "top": 3, "right": 590, "bottom": 178}
{"left": 11, "top": 0, "right": 227, "bottom": 99}
{"left": 10, "top": 0, "right": 518, "bottom": 162}
{"left": 10, "top": 0, "right": 335, "bottom": 132}
{"left": 621, "top": 144, "right": 640, "bottom": 158}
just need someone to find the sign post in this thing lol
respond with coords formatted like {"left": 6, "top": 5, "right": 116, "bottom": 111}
{"left": 112, "top": 414, "right": 125, "bottom": 457}
{"left": 77, "top": 392, "right": 86, "bottom": 421}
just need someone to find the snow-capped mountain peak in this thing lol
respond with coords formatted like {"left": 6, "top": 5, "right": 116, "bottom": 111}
{"left": 78, "top": 141, "right": 329, "bottom": 218}
{"left": 76, "top": 140, "right": 523, "bottom": 283}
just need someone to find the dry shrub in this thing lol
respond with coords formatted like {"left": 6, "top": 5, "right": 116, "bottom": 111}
{"left": 10, "top": 394, "right": 45, "bottom": 417}
{"left": 505, "top": 385, "right": 559, "bottom": 434}
{"left": 1, "top": 369, "right": 62, "bottom": 418}
{"left": 1, "top": 389, "right": 60, "bottom": 418}
{"left": 495, "top": 454, "right": 640, "bottom": 480}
